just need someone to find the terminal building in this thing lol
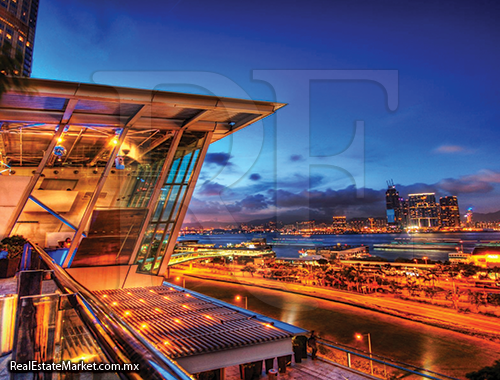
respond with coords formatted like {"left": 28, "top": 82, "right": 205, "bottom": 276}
{"left": 0, "top": 78, "right": 311, "bottom": 379}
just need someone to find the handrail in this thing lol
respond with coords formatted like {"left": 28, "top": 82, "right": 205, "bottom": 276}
{"left": 319, "top": 337, "right": 458, "bottom": 380}
{"left": 27, "top": 242, "right": 193, "bottom": 380}
{"left": 318, "top": 339, "right": 459, "bottom": 380}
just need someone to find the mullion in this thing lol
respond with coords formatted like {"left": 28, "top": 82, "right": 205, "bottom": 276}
{"left": 150, "top": 223, "right": 173, "bottom": 275}
{"left": 180, "top": 150, "right": 196, "bottom": 184}
{"left": 138, "top": 223, "right": 162, "bottom": 272}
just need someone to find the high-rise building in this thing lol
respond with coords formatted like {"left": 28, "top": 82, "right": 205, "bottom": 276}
{"left": 400, "top": 198, "right": 410, "bottom": 227}
{"left": 332, "top": 216, "right": 347, "bottom": 232}
{"left": 408, "top": 193, "right": 439, "bottom": 228}
{"left": 385, "top": 181, "right": 402, "bottom": 226}
{"left": 439, "top": 196, "right": 460, "bottom": 228}
{"left": 465, "top": 207, "right": 474, "bottom": 227}
{"left": 0, "top": 0, "right": 39, "bottom": 77}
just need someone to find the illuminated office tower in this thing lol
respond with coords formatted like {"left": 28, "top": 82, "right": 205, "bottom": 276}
{"left": 332, "top": 216, "right": 347, "bottom": 232}
{"left": 408, "top": 193, "right": 439, "bottom": 228}
{"left": 385, "top": 181, "right": 402, "bottom": 226}
{"left": 439, "top": 196, "right": 460, "bottom": 228}
{"left": 465, "top": 207, "right": 474, "bottom": 227}
{"left": 0, "top": 0, "right": 39, "bottom": 76}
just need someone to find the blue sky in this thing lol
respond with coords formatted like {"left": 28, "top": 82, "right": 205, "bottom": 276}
{"left": 32, "top": 0, "right": 500, "bottom": 224}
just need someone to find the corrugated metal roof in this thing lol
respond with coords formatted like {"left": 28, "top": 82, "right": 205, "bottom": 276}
{"left": 93, "top": 285, "right": 292, "bottom": 359}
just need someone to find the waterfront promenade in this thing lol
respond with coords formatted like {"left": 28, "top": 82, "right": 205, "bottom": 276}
{"left": 169, "top": 267, "right": 500, "bottom": 341}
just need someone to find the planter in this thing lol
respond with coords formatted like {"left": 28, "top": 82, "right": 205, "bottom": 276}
{"left": 0, "top": 257, "right": 20, "bottom": 278}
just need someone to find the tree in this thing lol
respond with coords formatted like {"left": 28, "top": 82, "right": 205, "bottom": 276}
{"left": 466, "top": 359, "right": 500, "bottom": 380}
{"left": 318, "top": 258, "right": 328, "bottom": 266}
{"left": 241, "top": 264, "right": 257, "bottom": 277}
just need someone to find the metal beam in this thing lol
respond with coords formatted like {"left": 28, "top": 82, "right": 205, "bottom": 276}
{"left": 0, "top": 109, "right": 234, "bottom": 131}
{"left": 61, "top": 98, "right": 78, "bottom": 124}
{"left": 88, "top": 104, "right": 150, "bottom": 166}
{"left": 28, "top": 195, "right": 86, "bottom": 237}
{"left": 127, "top": 130, "right": 185, "bottom": 266}
{"left": 158, "top": 130, "right": 213, "bottom": 277}
{"left": 62, "top": 127, "right": 86, "bottom": 164}
{"left": 62, "top": 128, "right": 128, "bottom": 268}
{"left": 181, "top": 109, "right": 211, "bottom": 129}
{"left": 137, "top": 131, "right": 174, "bottom": 159}
{"left": 5, "top": 125, "right": 65, "bottom": 236}
{"left": 88, "top": 136, "right": 113, "bottom": 167}
{"left": 125, "top": 104, "right": 150, "bottom": 127}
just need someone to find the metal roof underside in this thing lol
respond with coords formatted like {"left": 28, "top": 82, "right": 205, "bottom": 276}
{"left": 0, "top": 78, "right": 286, "bottom": 167}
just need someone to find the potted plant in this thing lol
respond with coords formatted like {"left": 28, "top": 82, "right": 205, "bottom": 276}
{"left": 0, "top": 235, "right": 27, "bottom": 278}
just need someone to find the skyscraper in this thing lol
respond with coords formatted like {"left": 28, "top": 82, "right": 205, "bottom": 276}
{"left": 385, "top": 181, "right": 402, "bottom": 227}
{"left": 0, "top": 0, "right": 39, "bottom": 77}
{"left": 408, "top": 193, "right": 439, "bottom": 228}
{"left": 439, "top": 196, "right": 460, "bottom": 228}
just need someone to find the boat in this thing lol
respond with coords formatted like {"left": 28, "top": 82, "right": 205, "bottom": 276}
{"left": 448, "top": 251, "right": 471, "bottom": 263}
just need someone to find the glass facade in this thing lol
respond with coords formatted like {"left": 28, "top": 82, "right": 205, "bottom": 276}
{"left": 135, "top": 131, "right": 207, "bottom": 274}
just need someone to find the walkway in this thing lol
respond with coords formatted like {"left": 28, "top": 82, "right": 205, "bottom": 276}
{"left": 225, "top": 358, "right": 371, "bottom": 380}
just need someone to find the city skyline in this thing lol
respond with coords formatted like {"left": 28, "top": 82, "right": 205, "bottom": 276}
{"left": 30, "top": 0, "right": 500, "bottom": 224}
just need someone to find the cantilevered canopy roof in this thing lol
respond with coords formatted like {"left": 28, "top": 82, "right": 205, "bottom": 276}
{"left": 0, "top": 78, "right": 285, "bottom": 167}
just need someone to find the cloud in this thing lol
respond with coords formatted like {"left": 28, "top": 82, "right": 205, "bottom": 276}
{"left": 290, "top": 154, "right": 304, "bottom": 162}
{"left": 433, "top": 170, "right": 500, "bottom": 195}
{"left": 186, "top": 169, "right": 500, "bottom": 224}
{"left": 197, "top": 181, "right": 226, "bottom": 196}
{"left": 249, "top": 173, "right": 261, "bottom": 181}
{"left": 433, "top": 145, "right": 468, "bottom": 154}
{"left": 437, "top": 178, "right": 493, "bottom": 194}
{"left": 236, "top": 194, "right": 269, "bottom": 210}
{"left": 204, "top": 152, "right": 232, "bottom": 167}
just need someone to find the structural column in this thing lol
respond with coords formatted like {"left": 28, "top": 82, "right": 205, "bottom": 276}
{"left": 62, "top": 129, "right": 128, "bottom": 268}
{"left": 5, "top": 125, "right": 65, "bottom": 237}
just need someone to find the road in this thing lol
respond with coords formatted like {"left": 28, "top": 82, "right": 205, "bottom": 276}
{"left": 170, "top": 267, "right": 500, "bottom": 339}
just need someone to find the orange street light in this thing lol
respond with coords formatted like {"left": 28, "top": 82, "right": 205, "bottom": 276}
{"left": 175, "top": 277, "right": 186, "bottom": 288}
{"left": 235, "top": 295, "right": 248, "bottom": 309}
{"left": 423, "top": 257, "right": 428, "bottom": 265}
{"left": 355, "top": 333, "right": 373, "bottom": 375}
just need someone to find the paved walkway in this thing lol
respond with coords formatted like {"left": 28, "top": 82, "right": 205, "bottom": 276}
{"left": 171, "top": 268, "right": 500, "bottom": 340}
{"left": 225, "top": 357, "right": 371, "bottom": 380}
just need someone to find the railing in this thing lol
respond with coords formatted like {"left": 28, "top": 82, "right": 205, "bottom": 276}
{"left": 317, "top": 338, "right": 459, "bottom": 380}
{"left": 9, "top": 242, "right": 193, "bottom": 380}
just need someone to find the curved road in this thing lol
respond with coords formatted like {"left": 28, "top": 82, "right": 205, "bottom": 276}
{"left": 170, "top": 269, "right": 500, "bottom": 379}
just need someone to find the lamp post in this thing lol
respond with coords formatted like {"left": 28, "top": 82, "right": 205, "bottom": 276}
{"left": 176, "top": 276, "right": 185, "bottom": 288}
{"left": 423, "top": 256, "right": 428, "bottom": 265}
{"left": 235, "top": 295, "right": 248, "bottom": 309}
{"left": 355, "top": 332, "right": 373, "bottom": 375}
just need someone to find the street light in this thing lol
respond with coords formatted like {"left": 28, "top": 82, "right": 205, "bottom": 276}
{"left": 235, "top": 295, "right": 248, "bottom": 309}
{"left": 423, "top": 256, "right": 428, "bottom": 265}
{"left": 355, "top": 332, "right": 373, "bottom": 375}
{"left": 175, "top": 276, "right": 186, "bottom": 288}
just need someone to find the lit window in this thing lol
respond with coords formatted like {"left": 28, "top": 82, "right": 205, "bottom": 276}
{"left": 6, "top": 34, "right": 11, "bottom": 40}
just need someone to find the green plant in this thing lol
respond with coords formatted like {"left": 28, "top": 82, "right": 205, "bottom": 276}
{"left": 0, "top": 235, "right": 27, "bottom": 260}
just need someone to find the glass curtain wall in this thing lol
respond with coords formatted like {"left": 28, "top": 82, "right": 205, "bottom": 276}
{"left": 135, "top": 131, "right": 207, "bottom": 274}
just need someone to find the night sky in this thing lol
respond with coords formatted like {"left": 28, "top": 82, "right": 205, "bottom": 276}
{"left": 32, "top": 0, "right": 500, "bottom": 224}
